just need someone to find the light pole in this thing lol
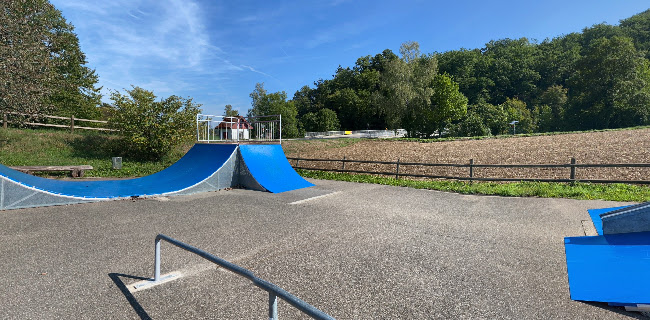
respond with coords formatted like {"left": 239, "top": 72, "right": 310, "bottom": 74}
{"left": 509, "top": 120, "right": 519, "bottom": 135}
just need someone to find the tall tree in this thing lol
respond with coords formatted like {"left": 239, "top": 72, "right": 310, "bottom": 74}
{"left": 223, "top": 104, "right": 238, "bottom": 117}
{"left": 379, "top": 43, "right": 450, "bottom": 137}
{"left": 399, "top": 41, "right": 421, "bottom": 63}
{"left": 248, "top": 83, "right": 299, "bottom": 138}
{"left": 1, "top": 0, "right": 61, "bottom": 117}
{"left": 0, "top": 0, "right": 101, "bottom": 120}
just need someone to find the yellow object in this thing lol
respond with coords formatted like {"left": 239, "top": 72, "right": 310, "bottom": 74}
{"left": 344, "top": 131, "right": 352, "bottom": 135}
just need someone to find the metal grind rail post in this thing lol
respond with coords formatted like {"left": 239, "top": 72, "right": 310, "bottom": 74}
{"left": 153, "top": 234, "right": 335, "bottom": 320}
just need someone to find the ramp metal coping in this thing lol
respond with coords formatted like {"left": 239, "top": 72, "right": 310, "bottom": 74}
{"left": 153, "top": 234, "right": 335, "bottom": 320}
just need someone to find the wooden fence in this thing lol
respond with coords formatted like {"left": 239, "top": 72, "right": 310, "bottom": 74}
{"left": 288, "top": 156, "right": 650, "bottom": 184}
{"left": 1, "top": 112, "right": 116, "bottom": 132}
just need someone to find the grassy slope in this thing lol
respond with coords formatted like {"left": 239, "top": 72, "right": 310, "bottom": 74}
{"left": 0, "top": 128, "right": 192, "bottom": 177}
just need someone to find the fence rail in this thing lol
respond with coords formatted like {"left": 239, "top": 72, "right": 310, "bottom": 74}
{"left": 153, "top": 234, "right": 334, "bottom": 320}
{"left": 1, "top": 112, "right": 115, "bottom": 132}
{"left": 288, "top": 156, "right": 650, "bottom": 184}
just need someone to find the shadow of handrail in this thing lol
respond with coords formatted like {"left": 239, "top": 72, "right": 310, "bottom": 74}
{"left": 108, "top": 273, "right": 152, "bottom": 320}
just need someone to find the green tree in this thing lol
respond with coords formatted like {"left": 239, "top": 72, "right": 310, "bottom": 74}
{"left": 449, "top": 108, "right": 491, "bottom": 137}
{"left": 248, "top": 83, "right": 299, "bottom": 138}
{"left": 224, "top": 104, "right": 238, "bottom": 117}
{"left": 292, "top": 85, "right": 316, "bottom": 117}
{"left": 473, "top": 101, "right": 508, "bottom": 135}
{"left": 482, "top": 38, "right": 540, "bottom": 105}
{"left": 436, "top": 48, "right": 493, "bottom": 105}
{"left": 620, "top": 9, "right": 650, "bottom": 59}
{"left": 429, "top": 73, "right": 468, "bottom": 133}
{"left": 301, "top": 108, "right": 340, "bottom": 132}
{"left": 1, "top": 0, "right": 62, "bottom": 117}
{"left": 109, "top": 87, "right": 201, "bottom": 160}
{"left": 536, "top": 33, "right": 582, "bottom": 90}
{"left": 567, "top": 36, "right": 650, "bottom": 129}
{"left": 399, "top": 41, "right": 421, "bottom": 63}
{"left": 45, "top": 5, "right": 102, "bottom": 119}
{"left": 378, "top": 44, "right": 438, "bottom": 136}
{"left": 535, "top": 85, "right": 568, "bottom": 132}
{"left": 0, "top": 0, "right": 101, "bottom": 119}
{"left": 501, "top": 98, "right": 536, "bottom": 134}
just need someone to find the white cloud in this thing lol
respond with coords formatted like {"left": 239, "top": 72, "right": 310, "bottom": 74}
{"left": 241, "top": 65, "right": 272, "bottom": 78}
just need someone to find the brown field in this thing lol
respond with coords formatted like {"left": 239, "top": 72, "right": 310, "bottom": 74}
{"left": 283, "top": 128, "right": 650, "bottom": 181}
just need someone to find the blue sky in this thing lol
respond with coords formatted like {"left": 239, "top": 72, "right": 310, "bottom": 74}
{"left": 50, "top": 0, "right": 650, "bottom": 116}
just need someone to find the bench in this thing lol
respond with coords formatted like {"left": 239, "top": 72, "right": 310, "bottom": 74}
{"left": 9, "top": 165, "right": 94, "bottom": 178}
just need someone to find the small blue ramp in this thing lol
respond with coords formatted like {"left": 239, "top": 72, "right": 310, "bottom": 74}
{"left": 587, "top": 206, "right": 630, "bottom": 235}
{"left": 239, "top": 144, "right": 314, "bottom": 193}
{"left": 564, "top": 231, "right": 650, "bottom": 304}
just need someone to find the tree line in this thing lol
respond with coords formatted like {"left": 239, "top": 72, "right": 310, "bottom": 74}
{"left": 246, "top": 9, "right": 650, "bottom": 138}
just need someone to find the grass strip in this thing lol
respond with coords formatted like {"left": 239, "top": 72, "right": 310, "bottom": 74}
{"left": 297, "top": 169, "right": 650, "bottom": 202}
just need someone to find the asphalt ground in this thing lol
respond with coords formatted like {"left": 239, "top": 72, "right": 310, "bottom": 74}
{"left": 0, "top": 179, "right": 643, "bottom": 319}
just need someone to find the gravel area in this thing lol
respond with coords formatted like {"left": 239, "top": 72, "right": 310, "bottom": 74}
{"left": 285, "top": 129, "right": 650, "bottom": 181}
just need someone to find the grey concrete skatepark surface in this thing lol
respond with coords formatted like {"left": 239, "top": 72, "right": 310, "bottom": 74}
{"left": 0, "top": 179, "right": 644, "bottom": 319}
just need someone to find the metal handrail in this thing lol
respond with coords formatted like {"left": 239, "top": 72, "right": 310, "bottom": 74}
{"left": 153, "top": 234, "right": 334, "bottom": 320}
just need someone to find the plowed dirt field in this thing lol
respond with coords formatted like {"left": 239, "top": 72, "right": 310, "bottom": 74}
{"left": 283, "top": 128, "right": 650, "bottom": 181}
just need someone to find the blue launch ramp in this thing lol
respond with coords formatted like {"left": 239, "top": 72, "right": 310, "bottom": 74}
{"left": 587, "top": 206, "right": 630, "bottom": 235}
{"left": 0, "top": 144, "right": 238, "bottom": 210}
{"left": 564, "top": 231, "right": 650, "bottom": 304}
{"left": 239, "top": 144, "right": 314, "bottom": 193}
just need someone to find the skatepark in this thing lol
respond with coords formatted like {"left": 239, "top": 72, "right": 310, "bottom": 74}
{"left": 0, "top": 115, "right": 647, "bottom": 319}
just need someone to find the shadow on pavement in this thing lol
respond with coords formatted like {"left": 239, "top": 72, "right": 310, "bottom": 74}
{"left": 108, "top": 273, "right": 152, "bottom": 320}
{"left": 581, "top": 301, "right": 645, "bottom": 319}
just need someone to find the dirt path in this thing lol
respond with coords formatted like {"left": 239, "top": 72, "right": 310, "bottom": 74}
{"left": 284, "top": 128, "right": 650, "bottom": 181}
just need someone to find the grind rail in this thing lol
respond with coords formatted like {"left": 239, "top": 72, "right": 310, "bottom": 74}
{"left": 153, "top": 234, "right": 334, "bottom": 320}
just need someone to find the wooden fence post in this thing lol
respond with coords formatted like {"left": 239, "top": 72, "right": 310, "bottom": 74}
{"left": 70, "top": 116, "right": 74, "bottom": 133}
{"left": 395, "top": 158, "right": 401, "bottom": 179}
{"left": 3, "top": 113, "right": 6, "bottom": 129}
{"left": 341, "top": 156, "right": 346, "bottom": 171}
{"left": 570, "top": 157, "right": 576, "bottom": 181}
{"left": 469, "top": 159, "right": 474, "bottom": 183}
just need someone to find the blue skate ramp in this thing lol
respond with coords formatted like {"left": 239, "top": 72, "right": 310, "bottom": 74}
{"left": 587, "top": 206, "right": 630, "bottom": 235}
{"left": 239, "top": 144, "right": 314, "bottom": 193}
{"left": 564, "top": 231, "right": 650, "bottom": 304}
{"left": 0, "top": 143, "right": 237, "bottom": 199}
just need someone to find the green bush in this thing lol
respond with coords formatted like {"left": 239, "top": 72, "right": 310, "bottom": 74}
{"left": 108, "top": 86, "right": 201, "bottom": 161}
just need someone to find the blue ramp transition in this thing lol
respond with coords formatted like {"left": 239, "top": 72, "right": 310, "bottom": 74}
{"left": 565, "top": 231, "right": 650, "bottom": 304}
{"left": 0, "top": 144, "right": 237, "bottom": 208}
{"left": 239, "top": 144, "right": 314, "bottom": 193}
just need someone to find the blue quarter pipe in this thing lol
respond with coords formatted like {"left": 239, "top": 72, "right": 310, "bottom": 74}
{"left": 239, "top": 144, "right": 314, "bottom": 193}
{"left": 564, "top": 203, "right": 650, "bottom": 310}
{"left": 0, "top": 143, "right": 312, "bottom": 210}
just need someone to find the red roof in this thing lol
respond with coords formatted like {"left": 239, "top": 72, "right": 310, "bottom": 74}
{"left": 216, "top": 116, "right": 253, "bottom": 129}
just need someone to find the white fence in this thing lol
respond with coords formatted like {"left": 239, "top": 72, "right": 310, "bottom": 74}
{"left": 196, "top": 114, "right": 282, "bottom": 143}
{"left": 304, "top": 129, "right": 406, "bottom": 139}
